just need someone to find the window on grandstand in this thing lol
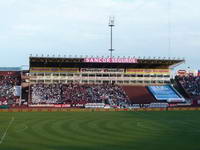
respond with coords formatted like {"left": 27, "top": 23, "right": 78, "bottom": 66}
{"left": 82, "top": 80, "right": 88, "bottom": 84}
{"left": 164, "top": 80, "right": 170, "bottom": 84}
{"left": 74, "top": 74, "right": 80, "bottom": 77}
{"left": 124, "top": 80, "right": 129, "bottom": 84}
{"left": 131, "top": 80, "right": 136, "bottom": 84}
{"left": 82, "top": 74, "right": 88, "bottom": 77}
{"left": 116, "top": 74, "right": 121, "bottom": 77}
{"left": 38, "top": 80, "right": 44, "bottom": 83}
{"left": 157, "top": 80, "right": 164, "bottom": 84}
{"left": 111, "top": 81, "right": 116, "bottom": 84}
{"left": 131, "top": 74, "right": 136, "bottom": 77}
{"left": 32, "top": 73, "right": 37, "bottom": 76}
{"left": 103, "top": 74, "right": 109, "bottom": 77}
{"left": 103, "top": 80, "right": 110, "bottom": 84}
{"left": 45, "top": 73, "right": 51, "bottom": 76}
{"left": 124, "top": 74, "right": 130, "bottom": 77}
{"left": 144, "top": 80, "right": 150, "bottom": 84}
{"left": 74, "top": 80, "right": 79, "bottom": 83}
{"left": 45, "top": 80, "right": 51, "bottom": 83}
{"left": 110, "top": 74, "right": 117, "bottom": 77}
{"left": 67, "top": 74, "right": 73, "bottom": 77}
{"left": 137, "top": 74, "right": 143, "bottom": 77}
{"left": 151, "top": 74, "right": 156, "bottom": 77}
{"left": 38, "top": 73, "right": 44, "bottom": 76}
{"left": 30, "top": 80, "right": 36, "bottom": 83}
{"left": 60, "top": 73, "right": 66, "bottom": 77}
{"left": 60, "top": 80, "right": 66, "bottom": 83}
{"left": 164, "top": 75, "right": 170, "bottom": 78}
{"left": 137, "top": 80, "right": 143, "bottom": 84}
{"left": 53, "top": 73, "right": 59, "bottom": 76}
{"left": 96, "top": 80, "right": 101, "bottom": 83}
{"left": 144, "top": 74, "right": 150, "bottom": 77}
{"left": 157, "top": 75, "right": 163, "bottom": 78}
{"left": 96, "top": 74, "right": 102, "bottom": 77}
{"left": 151, "top": 80, "right": 156, "bottom": 83}
{"left": 89, "top": 74, "right": 95, "bottom": 77}
{"left": 53, "top": 80, "right": 59, "bottom": 83}
{"left": 89, "top": 80, "right": 95, "bottom": 84}
{"left": 117, "top": 80, "right": 123, "bottom": 84}
{"left": 67, "top": 80, "right": 73, "bottom": 83}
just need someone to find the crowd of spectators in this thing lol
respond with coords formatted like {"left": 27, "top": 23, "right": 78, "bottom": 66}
{"left": 0, "top": 72, "right": 21, "bottom": 104}
{"left": 31, "top": 84, "right": 62, "bottom": 104}
{"left": 176, "top": 75, "right": 200, "bottom": 97}
{"left": 31, "top": 83, "right": 129, "bottom": 106}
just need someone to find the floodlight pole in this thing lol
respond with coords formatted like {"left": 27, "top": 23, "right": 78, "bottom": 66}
{"left": 109, "top": 17, "right": 115, "bottom": 58}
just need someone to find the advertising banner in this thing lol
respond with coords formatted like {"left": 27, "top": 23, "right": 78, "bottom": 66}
{"left": 84, "top": 58, "right": 137, "bottom": 63}
{"left": 30, "top": 67, "right": 79, "bottom": 73}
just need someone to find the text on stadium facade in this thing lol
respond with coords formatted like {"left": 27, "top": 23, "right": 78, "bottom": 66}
{"left": 84, "top": 58, "right": 138, "bottom": 63}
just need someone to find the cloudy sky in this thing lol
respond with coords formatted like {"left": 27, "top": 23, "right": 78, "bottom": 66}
{"left": 0, "top": 0, "right": 199, "bottom": 69}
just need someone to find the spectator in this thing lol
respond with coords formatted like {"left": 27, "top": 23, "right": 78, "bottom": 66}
{"left": 31, "top": 83, "right": 129, "bottom": 106}
{"left": 0, "top": 72, "right": 21, "bottom": 104}
{"left": 176, "top": 75, "right": 200, "bottom": 97}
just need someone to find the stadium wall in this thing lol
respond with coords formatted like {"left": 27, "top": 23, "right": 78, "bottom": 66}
{"left": 0, "top": 107, "right": 200, "bottom": 112}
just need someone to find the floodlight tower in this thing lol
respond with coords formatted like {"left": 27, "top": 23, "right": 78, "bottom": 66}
{"left": 109, "top": 16, "right": 115, "bottom": 58}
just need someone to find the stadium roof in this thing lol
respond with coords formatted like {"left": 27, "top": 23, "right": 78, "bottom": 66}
{"left": 29, "top": 56, "right": 185, "bottom": 69}
{"left": 0, "top": 67, "right": 21, "bottom": 71}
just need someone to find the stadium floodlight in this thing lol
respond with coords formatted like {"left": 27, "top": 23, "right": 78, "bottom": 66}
{"left": 108, "top": 16, "right": 115, "bottom": 58}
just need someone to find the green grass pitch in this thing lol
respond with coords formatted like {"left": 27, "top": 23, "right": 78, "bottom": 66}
{"left": 0, "top": 111, "right": 200, "bottom": 150}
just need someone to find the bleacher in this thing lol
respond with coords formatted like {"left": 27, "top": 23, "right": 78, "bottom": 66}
{"left": 148, "top": 85, "right": 185, "bottom": 102}
{"left": 122, "top": 86, "right": 156, "bottom": 104}
{"left": 0, "top": 71, "right": 21, "bottom": 106}
{"left": 30, "top": 83, "right": 130, "bottom": 106}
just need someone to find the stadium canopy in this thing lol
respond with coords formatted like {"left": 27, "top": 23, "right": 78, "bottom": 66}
{"left": 0, "top": 67, "right": 21, "bottom": 71}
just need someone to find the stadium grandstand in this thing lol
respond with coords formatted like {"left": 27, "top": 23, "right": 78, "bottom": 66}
{"left": 0, "top": 67, "right": 22, "bottom": 108}
{"left": 3, "top": 55, "right": 200, "bottom": 109}
{"left": 8, "top": 55, "right": 187, "bottom": 108}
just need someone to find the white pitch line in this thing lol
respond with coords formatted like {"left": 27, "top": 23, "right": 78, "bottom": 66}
{"left": 0, "top": 117, "right": 14, "bottom": 145}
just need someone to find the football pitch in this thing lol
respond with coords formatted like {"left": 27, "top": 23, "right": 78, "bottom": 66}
{"left": 0, "top": 111, "right": 200, "bottom": 150}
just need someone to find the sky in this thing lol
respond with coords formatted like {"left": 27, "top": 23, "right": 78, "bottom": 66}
{"left": 0, "top": 0, "right": 199, "bottom": 69}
